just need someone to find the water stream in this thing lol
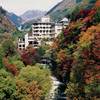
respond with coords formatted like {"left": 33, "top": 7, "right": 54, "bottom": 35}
{"left": 45, "top": 76, "right": 66, "bottom": 100}
{"left": 41, "top": 58, "right": 66, "bottom": 100}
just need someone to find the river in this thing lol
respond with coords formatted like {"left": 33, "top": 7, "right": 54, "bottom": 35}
{"left": 45, "top": 76, "right": 66, "bottom": 100}
{"left": 40, "top": 59, "right": 66, "bottom": 100}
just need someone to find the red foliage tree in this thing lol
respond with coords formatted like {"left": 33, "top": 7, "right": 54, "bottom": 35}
{"left": 88, "top": 9, "right": 96, "bottom": 16}
{"left": 82, "top": 16, "right": 92, "bottom": 23}
{"left": 21, "top": 46, "right": 39, "bottom": 65}
{"left": 79, "top": 9, "right": 91, "bottom": 18}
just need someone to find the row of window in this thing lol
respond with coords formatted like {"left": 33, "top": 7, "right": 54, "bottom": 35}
{"left": 19, "top": 38, "right": 25, "bottom": 42}
{"left": 33, "top": 34, "right": 55, "bottom": 36}
{"left": 29, "top": 41, "right": 39, "bottom": 45}
{"left": 33, "top": 30, "right": 54, "bottom": 33}
{"left": 19, "top": 44, "right": 25, "bottom": 48}
{"left": 33, "top": 23, "right": 53, "bottom": 25}
{"left": 19, "top": 48, "right": 24, "bottom": 50}
{"left": 33, "top": 26, "right": 52, "bottom": 29}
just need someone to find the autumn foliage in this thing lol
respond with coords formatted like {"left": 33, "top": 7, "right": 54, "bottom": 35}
{"left": 3, "top": 57, "right": 19, "bottom": 76}
{"left": 95, "top": 0, "right": 100, "bottom": 8}
{"left": 57, "top": 49, "right": 67, "bottom": 62}
{"left": 21, "top": 46, "right": 39, "bottom": 65}
{"left": 15, "top": 80, "right": 42, "bottom": 100}
{"left": 49, "top": 0, "right": 100, "bottom": 98}
{"left": 0, "top": 0, "right": 100, "bottom": 99}
{"left": 92, "top": 32, "right": 100, "bottom": 60}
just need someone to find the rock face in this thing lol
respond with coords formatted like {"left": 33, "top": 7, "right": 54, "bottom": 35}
{"left": 0, "top": 7, "right": 16, "bottom": 33}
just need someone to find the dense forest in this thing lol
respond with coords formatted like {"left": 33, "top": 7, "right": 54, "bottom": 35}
{"left": 0, "top": 0, "right": 100, "bottom": 100}
{"left": 49, "top": 0, "right": 100, "bottom": 99}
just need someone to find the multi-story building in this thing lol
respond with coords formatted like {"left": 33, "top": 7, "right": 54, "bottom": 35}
{"left": 31, "top": 16, "right": 55, "bottom": 45}
{"left": 18, "top": 16, "right": 69, "bottom": 50}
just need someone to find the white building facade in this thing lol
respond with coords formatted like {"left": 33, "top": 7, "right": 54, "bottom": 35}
{"left": 18, "top": 16, "right": 69, "bottom": 50}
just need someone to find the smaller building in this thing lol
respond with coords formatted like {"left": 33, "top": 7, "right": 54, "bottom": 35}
{"left": 55, "top": 23, "right": 63, "bottom": 37}
{"left": 18, "top": 38, "right": 25, "bottom": 50}
{"left": 55, "top": 17, "right": 69, "bottom": 37}
{"left": 60, "top": 17, "right": 69, "bottom": 26}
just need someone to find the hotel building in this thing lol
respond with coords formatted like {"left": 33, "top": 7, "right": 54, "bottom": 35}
{"left": 18, "top": 16, "right": 69, "bottom": 50}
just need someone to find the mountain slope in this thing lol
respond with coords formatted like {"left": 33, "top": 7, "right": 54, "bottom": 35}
{"left": 7, "top": 12, "right": 22, "bottom": 27}
{"left": 47, "top": 0, "right": 76, "bottom": 14}
{"left": 46, "top": 0, "right": 82, "bottom": 21}
{"left": 20, "top": 10, "right": 46, "bottom": 23}
{"left": 0, "top": 7, "right": 16, "bottom": 33}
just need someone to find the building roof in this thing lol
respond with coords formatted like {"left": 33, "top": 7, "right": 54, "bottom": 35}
{"left": 60, "top": 17, "right": 69, "bottom": 22}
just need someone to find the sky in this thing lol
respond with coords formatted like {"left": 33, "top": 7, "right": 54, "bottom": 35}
{"left": 0, "top": 0, "right": 62, "bottom": 15}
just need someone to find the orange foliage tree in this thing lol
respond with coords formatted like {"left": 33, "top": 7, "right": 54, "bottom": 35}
{"left": 79, "top": 24, "right": 100, "bottom": 48}
{"left": 95, "top": 0, "right": 100, "bottom": 8}
{"left": 3, "top": 57, "right": 19, "bottom": 76}
{"left": 78, "top": 24, "right": 100, "bottom": 84}
{"left": 14, "top": 79, "right": 42, "bottom": 100}
{"left": 57, "top": 49, "right": 67, "bottom": 63}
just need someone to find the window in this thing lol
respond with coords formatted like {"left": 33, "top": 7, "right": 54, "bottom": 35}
{"left": 29, "top": 41, "right": 33, "bottom": 45}
{"left": 34, "top": 41, "right": 38, "bottom": 44}
{"left": 40, "top": 30, "right": 42, "bottom": 33}
{"left": 23, "top": 45, "right": 25, "bottom": 47}
{"left": 19, "top": 48, "right": 22, "bottom": 50}
{"left": 36, "top": 30, "right": 38, "bottom": 32}
{"left": 43, "top": 30, "right": 45, "bottom": 33}
{"left": 19, "top": 45, "right": 21, "bottom": 47}
{"left": 23, "top": 38, "right": 25, "bottom": 41}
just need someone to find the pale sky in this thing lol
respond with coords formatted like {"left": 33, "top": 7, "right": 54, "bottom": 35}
{"left": 0, "top": 0, "right": 62, "bottom": 15}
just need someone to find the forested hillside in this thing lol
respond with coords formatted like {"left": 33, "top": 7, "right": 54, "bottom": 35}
{"left": 48, "top": 0, "right": 100, "bottom": 99}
